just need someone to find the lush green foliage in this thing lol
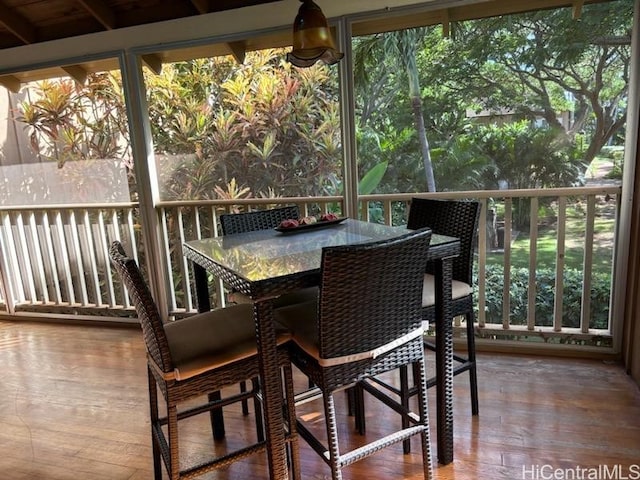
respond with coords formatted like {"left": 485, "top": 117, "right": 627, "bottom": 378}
{"left": 14, "top": 2, "right": 631, "bottom": 203}
{"left": 11, "top": 74, "right": 133, "bottom": 203}
{"left": 146, "top": 50, "right": 343, "bottom": 200}
{"left": 354, "top": 1, "right": 631, "bottom": 194}
{"left": 481, "top": 264, "right": 610, "bottom": 330}
{"left": 439, "top": 121, "right": 587, "bottom": 228}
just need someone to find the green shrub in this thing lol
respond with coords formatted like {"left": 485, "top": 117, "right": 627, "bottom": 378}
{"left": 479, "top": 264, "right": 610, "bottom": 329}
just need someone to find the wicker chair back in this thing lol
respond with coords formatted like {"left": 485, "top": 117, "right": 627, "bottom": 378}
{"left": 407, "top": 198, "right": 481, "bottom": 285}
{"left": 109, "top": 241, "right": 173, "bottom": 374}
{"left": 220, "top": 205, "right": 300, "bottom": 235}
{"left": 317, "top": 228, "right": 432, "bottom": 361}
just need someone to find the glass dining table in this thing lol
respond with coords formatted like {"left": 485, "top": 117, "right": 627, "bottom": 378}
{"left": 182, "top": 218, "right": 460, "bottom": 479}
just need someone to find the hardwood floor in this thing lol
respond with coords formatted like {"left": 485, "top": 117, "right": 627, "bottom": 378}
{"left": 1, "top": 319, "right": 639, "bottom": 480}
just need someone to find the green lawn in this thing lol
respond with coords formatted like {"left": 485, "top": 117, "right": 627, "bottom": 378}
{"left": 486, "top": 203, "right": 616, "bottom": 277}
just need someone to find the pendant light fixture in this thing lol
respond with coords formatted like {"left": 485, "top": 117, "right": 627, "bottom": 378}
{"left": 286, "top": 0, "right": 344, "bottom": 68}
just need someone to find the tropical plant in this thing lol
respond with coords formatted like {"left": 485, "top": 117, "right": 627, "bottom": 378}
{"left": 147, "top": 50, "right": 343, "bottom": 201}
{"left": 13, "top": 74, "right": 132, "bottom": 203}
{"left": 17, "top": 75, "right": 129, "bottom": 166}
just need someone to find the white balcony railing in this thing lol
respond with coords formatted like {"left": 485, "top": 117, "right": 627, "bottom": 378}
{"left": 0, "top": 186, "right": 621, "bottom": 350}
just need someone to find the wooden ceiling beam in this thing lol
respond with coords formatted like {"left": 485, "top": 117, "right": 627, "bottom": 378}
{"left": 227, "top": 41, "right": 246, "bottom": 64}
{"left": 142, "top": 54, "right": 163, "bottom": 75}
{"left": 62, "top": 65, "right": 88, "bottom": 85}
{"left": 573, "top": 0, "right": 585, "bottom": 19}
{"left": 352, "top": 0, "right": 613, "bottom": 36}
{"left": 191, "top": 0, "right": 210, "bottom": 15}
{"left": 0, "top": 1, "right": 36, "bottom": 44}
{"left": 76, "top": 0, "right": 117, "bottom": 30}
{"left": 442, "top": 9, "right": 450, "bottom": 38}
{"left": 0, "top": 74, "right": 21, "bottom": 93}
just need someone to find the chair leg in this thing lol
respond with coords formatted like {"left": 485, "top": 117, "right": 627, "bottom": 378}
{"left": 399, "top": 365, "right": 411, "bottom": 454}
{"left": 147, "top": 368, "right": 163, "bottom": 480}
{"left": 353, "top": 383, "right": 366, "bottom": 435}
{"left": 323, "top": 392, "right": 343, "bottom": 480}
{"left": 414, "top": 358, "right": 434, "bottom": 480}
{"left": 240, "top": 380, "right": 250, "bottom": 415}
{"left": 346, "top": 387, "right": 355, "bottom": 416}
{"left": 208, "top": 391, "right": 225, "bottom": 440}
{"left": 466, "top": 311, "right": 479, "bottom": 415}
{"left": 251, "top": 377, "right": 265, "bottom": 442}
{"left": 167, "top": 403, "right": 180, "bottom": 480}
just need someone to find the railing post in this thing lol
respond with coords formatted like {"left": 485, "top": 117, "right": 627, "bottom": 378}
{"left": 528, "top": 197, "right": 539, "bottom": 331}
{"left": 553, "top": 197, "right": 567, "bottom": 332}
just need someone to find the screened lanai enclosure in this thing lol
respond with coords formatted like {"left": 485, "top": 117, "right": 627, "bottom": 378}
{"left": 0, "top": 0, "right": 638, "bottom": 373}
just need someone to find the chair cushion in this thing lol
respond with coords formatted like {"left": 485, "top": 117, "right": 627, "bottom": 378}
{"left": 230, "top": 286, "right": 319, "bottom": 307}
{"left": 274, "top": 300, "right": 319, "bottom": 357}
{"left": 421, "top": 274, "right": 472, "bottom": 307}
{"left": 164, "top": 303, "right": 290, "bottom": 381}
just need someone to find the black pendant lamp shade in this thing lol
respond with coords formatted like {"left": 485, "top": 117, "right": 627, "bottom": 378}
{"left": 286, "top": 0, "right": 344, "bottom": 67}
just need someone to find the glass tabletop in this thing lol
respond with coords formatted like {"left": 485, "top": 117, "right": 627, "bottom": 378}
{"left": 184, "top": 219, "right": 457, "bottom": 284}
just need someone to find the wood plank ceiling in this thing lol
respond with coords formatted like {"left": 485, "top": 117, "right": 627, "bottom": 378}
{"left": 0, "top": 0, "right": 614, "bottom": 88}
{"left": 0, "top": 0, "right": 282, "bottom": 50}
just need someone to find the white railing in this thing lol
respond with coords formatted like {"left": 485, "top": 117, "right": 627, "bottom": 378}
{"left": 359, "top": 187, "right": 620, "bottom": 347}
{"left": 0, "top": 203, "right": 140, "bottom": 320}
{"left": 0, "top": 186, "right": 621, "bottom": 349}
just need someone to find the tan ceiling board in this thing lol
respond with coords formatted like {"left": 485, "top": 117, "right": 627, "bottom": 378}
{"left": 447, "top": 0, "right": 611, "bottom": 22}
{"left": 0, "top": 73, "right": 21, "bottom": 91}
{"left": 9, "top": 59, "right": 119, "bottom": 84}
{"left": 141, "top": 53, "right": 162, "bottom": 74}
{"left": 352, "top": 11, "right": 442, "bottom": 36}
{"left": 77, "top": 0, "right": 117, "bottom": 29}
{"left": 150, "top": 29, "right": 289, "bottom": 65}
{"left": 227, "top": 40, "right": 246, "bottom": 64}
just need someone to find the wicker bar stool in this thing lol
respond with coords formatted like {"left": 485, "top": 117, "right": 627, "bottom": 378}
{"left": 109, "top": 241, "right": 300, "bottom": 480}
{"left": 409, "top": 197, "right": 481, "bottom": 415}
{"left": 275, "top": 228, "right": 434, "bottom": 480}
{"left": 361, "top": 197, "right": 481, "bottom": 454}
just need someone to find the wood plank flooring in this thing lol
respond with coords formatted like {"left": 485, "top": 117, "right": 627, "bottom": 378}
{"left": 1, "top": 319, "right": 639, "bottom": 480}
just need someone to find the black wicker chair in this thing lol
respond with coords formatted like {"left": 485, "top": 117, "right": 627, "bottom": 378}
{"left": 109, "top": 241, "right": 300, "bottom": 480}
{"left": 410, "top": 197, "right": 481, "bottom": 415}
{"left": 358, "top": 198, "right": 481, "bottom": 454}
{"left": 275, "top": 228, "right": 434, "bottom": 480}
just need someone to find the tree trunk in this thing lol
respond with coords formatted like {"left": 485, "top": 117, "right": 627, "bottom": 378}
{"left": 405, "top": 50, "right": 436, "bottom": 192}
{"left": 411, "top": 96, "right": 436, "bottom": 192}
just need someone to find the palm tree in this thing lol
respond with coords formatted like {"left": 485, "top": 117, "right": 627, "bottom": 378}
{"left": 354, "top": 28, "right": 436, "bottom": 192}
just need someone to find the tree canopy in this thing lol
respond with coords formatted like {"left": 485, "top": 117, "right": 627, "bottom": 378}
{"left": 11, "top": 0, "right": 632, "bottom": 203}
